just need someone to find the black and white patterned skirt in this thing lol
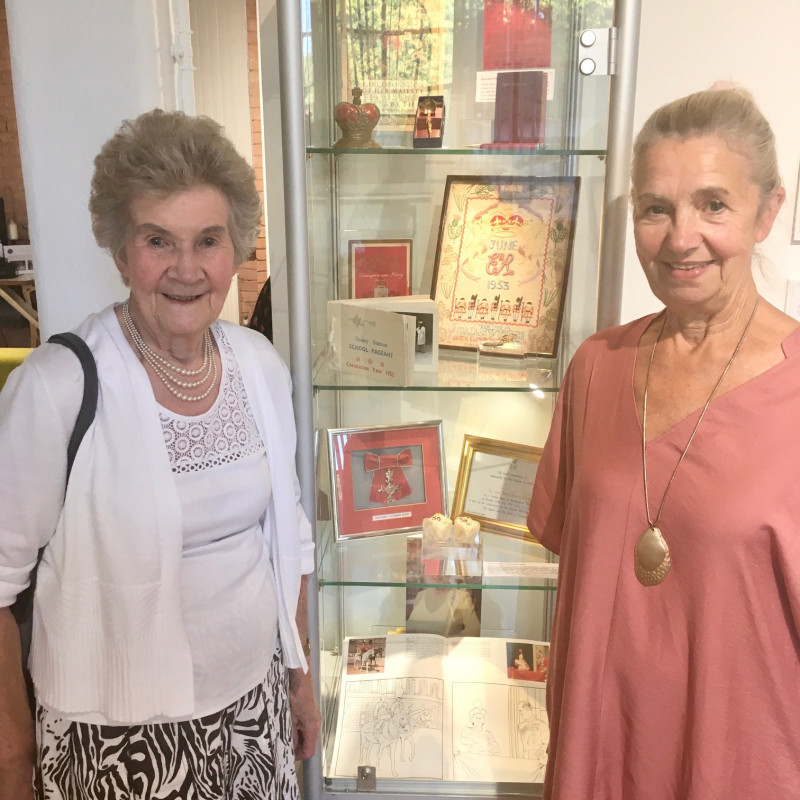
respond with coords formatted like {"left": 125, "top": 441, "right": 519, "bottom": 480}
{"left": 34, "top": 648, "right": 299, "bottom": 800}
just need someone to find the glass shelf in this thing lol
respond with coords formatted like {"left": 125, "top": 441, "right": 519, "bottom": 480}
{"left": 316, "top": 522, "right": 557, "bottom": 592}
{"left": 308, "top": 146, "right": 607, "bottom": 157}
{"left": 313, "top": 355, "right": 560, "bottom": 393}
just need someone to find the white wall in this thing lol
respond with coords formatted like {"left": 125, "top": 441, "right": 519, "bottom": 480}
{"left": 258, "top": 0, "right": 291, "bottom": 362}
{"left": 190, "top": 0, "right": 253, "bottom": 325}
{"left": 620, "top": 0, "right": 800, "bottom": 323}
{"left": 6, "top": 0, "right": 180, "bottom": 339}
{"left": 190, "top": 0, "right": 251, "bottom": 162}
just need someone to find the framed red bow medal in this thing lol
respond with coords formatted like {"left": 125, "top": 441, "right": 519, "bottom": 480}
{"left": 327, "top": 421, "right": 447, "bottom": 540}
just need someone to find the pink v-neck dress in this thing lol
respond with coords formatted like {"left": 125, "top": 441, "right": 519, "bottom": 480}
{"left": 528, "top": 315, "right": 800, "bottom": 799}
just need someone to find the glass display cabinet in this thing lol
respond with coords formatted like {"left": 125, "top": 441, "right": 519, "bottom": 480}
{"left": 273, "top": 0, "right": 641, "bottom": 797}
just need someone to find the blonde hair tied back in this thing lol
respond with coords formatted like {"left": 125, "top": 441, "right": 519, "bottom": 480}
{"left": 631, "top": 83, "right": 782, "bottom": 206}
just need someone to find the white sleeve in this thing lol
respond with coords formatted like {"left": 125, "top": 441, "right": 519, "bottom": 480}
{"left": 0, "top": 347, "right": 82, "bottom": 607}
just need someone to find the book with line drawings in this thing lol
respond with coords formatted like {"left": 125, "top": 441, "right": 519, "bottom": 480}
{"left": 330, "top": 633, "right": 550, "bottom": 783}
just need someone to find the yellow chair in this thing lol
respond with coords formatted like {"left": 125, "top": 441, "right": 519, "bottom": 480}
{"left": 0, "top": 347, "right": 33, "bottom": 390}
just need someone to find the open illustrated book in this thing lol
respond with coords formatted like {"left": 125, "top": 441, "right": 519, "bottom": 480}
{"left": 330, "top": 633, "right": 550, "bottom": 783}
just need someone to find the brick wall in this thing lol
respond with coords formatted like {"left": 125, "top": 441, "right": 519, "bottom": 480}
{"left": 0, "top": 0, "right": 27, "bottom": 242}
{"left": 237, "top": 0, "right": 268, "bottom": 324}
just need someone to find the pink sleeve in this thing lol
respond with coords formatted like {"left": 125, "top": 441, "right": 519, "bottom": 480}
{"left": 527, "top": 365, "right": 574, "bottom": 555}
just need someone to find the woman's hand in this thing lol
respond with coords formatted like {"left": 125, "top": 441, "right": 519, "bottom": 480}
{"left": 288, "top": 667, "right": 321, "bottom": 761}
{"left": 0, "top": 608, "right": 35, "bottom": 799}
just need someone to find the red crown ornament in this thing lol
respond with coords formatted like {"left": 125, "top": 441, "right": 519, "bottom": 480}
{"left": 333, "top": 87, "right": 381, "bottom": 149}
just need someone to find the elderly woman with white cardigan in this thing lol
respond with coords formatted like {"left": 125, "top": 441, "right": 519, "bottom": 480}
{"left": 0, "top": 109, "right": 319, "bottom": 800}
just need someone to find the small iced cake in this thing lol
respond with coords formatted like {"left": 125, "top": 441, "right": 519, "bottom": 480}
{"left": 453, "top": 515, "right": 480, "bottom": 544}
{"left": 423, "top": 512, "right": 453, "bottom": 543}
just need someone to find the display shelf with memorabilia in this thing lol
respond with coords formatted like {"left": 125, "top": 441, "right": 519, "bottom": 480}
{"left": 274, "top": 0, "right": 641, "bottom": 797}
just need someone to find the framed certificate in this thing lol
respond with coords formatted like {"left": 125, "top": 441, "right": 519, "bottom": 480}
{"left": 348, "top": 238, "right": 413, "bottom": 299}
{"left": 450, "top": 434, "right": 542, "bottom": 540}
{"left": 431, "top": 175, "right": 580, "bottom": 357}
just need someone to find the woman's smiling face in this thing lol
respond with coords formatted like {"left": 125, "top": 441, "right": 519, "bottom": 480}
{"left": 632, "top": 135, "right": 783, "bottom": 317}
{"left": 116, "top": 185, "right": 238, "bottom": 349}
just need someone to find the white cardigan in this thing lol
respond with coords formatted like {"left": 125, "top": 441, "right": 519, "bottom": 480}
{"left": 0, "top": 305, "right": 313, "bottom": 722}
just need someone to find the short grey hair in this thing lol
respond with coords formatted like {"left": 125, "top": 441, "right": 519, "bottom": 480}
{"left": 89, "top": 109, "right": 261, "bottom": 265}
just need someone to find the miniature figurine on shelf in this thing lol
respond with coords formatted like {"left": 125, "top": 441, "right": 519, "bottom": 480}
{"left": 421, "top": 512, "right": 482, "bottom": 579}
{"left": 413, "top": 95, "right": 445, "bottom": 148}
{"left": 333, "top": 86, "right": 381, "bottom": 149}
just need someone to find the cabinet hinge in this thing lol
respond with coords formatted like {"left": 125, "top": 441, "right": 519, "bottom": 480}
{"left": 608, "top": 27, "right": 618, "bottom": 75}
{"left": 577, "top": 27, "right": 618, "bottom": 77}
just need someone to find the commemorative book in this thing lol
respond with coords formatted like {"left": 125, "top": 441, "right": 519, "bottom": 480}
{"left": 327, "top": 300, "right": 415, "bottom": 386}
{"left": 351, "top": 295, "right": 439, "bottom": 373}
{"left": 330, "top": 633, "right": 550, "bottom": 783}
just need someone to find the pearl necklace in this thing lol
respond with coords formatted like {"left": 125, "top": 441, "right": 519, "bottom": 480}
{"left": 122, "top": 299, "right": 219, "bottom": 403}
{"left": 636, "top": 298, "right": 759, "bottom": 586}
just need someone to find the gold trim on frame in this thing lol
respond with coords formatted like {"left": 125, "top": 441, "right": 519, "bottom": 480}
{"left": 451, "top": 434, "right": 542, "bottom": 540}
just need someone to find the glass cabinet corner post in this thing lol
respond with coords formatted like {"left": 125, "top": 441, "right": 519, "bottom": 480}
{"left": 275, "top": 0, "right": 641, "bottom": 797}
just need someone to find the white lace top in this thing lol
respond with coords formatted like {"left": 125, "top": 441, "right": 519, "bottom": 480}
{"left": 157, "top": 325, "right": 279, "bottom": 718}
{"left": 66, "top": 327, "right": 279, "bottom": 724}
{"left": 161, "top": 328, "right": 264, "bottom": 477}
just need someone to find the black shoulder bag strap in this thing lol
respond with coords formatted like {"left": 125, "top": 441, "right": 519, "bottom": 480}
{"left": 11, "top": 332, "right": 98, "bottom": 705}
{"left": 45, "top": 333, "right": 99, "bottom": 481}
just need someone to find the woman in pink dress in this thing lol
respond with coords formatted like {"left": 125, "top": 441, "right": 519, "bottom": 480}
{"left": 528, "top": 86, "right": 800, "bottom": 798}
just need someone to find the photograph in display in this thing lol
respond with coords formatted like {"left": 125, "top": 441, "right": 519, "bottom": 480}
{"left": 327, "top": 421, "right": 447, "bottom": 539}
{"left": 347, "top": 637, "right": 387, "bottom": 675}
{"left": 506, "top": 641, "right": 549, "bottom": 681}
{"left": 451, "top": 435, "right": 543, "bottom": 540}
{"left": 330, "top": 633, "right": 549, "bottom": 782}
{"left": 348, "top": 238, "right": 413, "bottom": 299}
{"left": 431, "top": 175, "right": 580, "bottom": 357}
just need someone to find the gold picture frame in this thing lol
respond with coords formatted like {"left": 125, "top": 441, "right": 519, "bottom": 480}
{"left": 431, "top": 175, "right": 580, "bottom": 357}
{"left": 451, "top": 435, "right": 542, "bottom": 540}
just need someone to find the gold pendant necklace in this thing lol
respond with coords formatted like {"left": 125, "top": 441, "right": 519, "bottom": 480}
{"left": 637, "top": 298, "right": 759, "bottom": 587}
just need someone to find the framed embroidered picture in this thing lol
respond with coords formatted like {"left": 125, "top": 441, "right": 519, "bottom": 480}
{"left": 327, "top": 420, "right": 447, "bottom": 540}
{"left": 431, "top": 175, "right": 580, "bottom": 357}
{"left": 450, "top": 435, "right": 542, "bottom": 540}
{"left": 348, "top": 238, "right": 413, "bottom": 299}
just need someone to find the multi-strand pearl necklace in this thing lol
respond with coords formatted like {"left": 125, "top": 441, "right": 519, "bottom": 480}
{"left": 122, "top": 299, "right": 218, "bottom": 402}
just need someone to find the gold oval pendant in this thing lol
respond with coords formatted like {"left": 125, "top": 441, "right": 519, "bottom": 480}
{"left": 635, "top": 525, "right": 671, "bottom": 586}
